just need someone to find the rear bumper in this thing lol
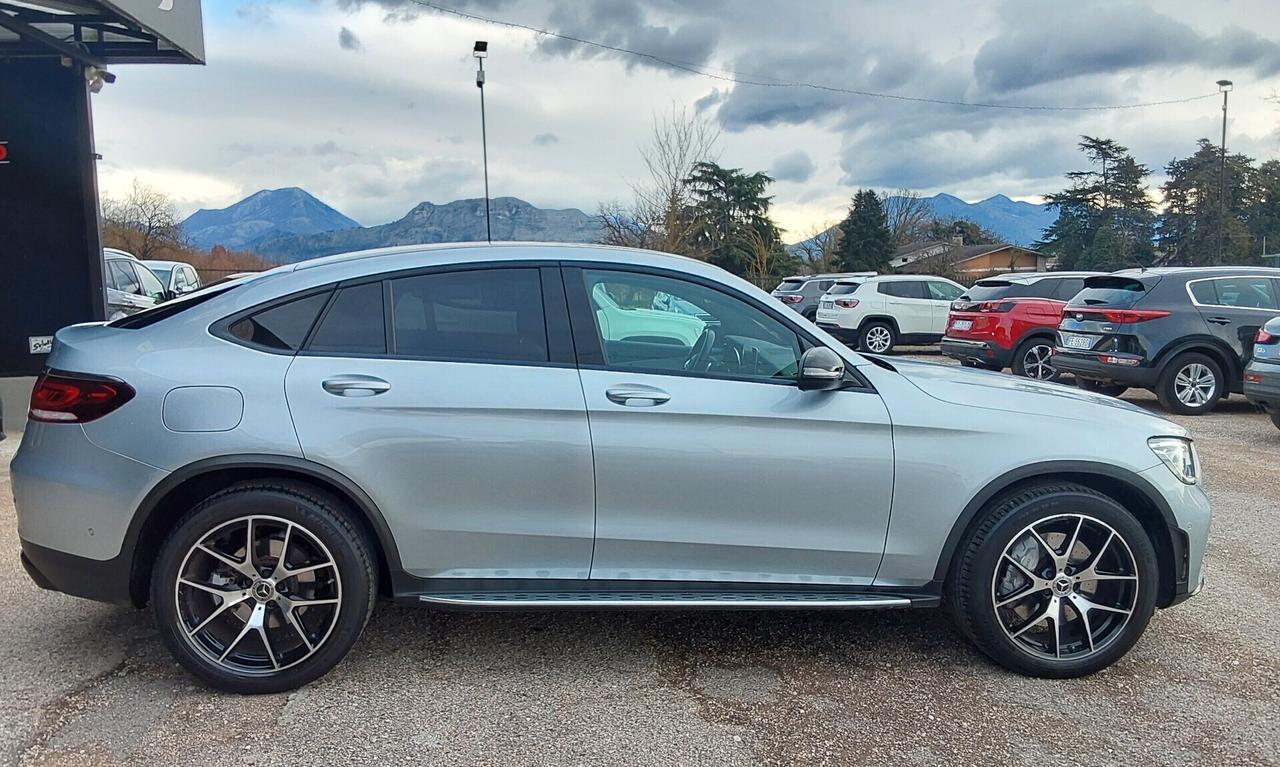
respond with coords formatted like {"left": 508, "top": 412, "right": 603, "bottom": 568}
{"left": 941, "top": 337, "right": 1012, "bottom": 368}
{"left": 817, "top": 322, "right": 858, "bottom": 343}
{"left": 20, "top": 538, "right": 134, "bottom": 605}
{"left": 1051, "top": 350, "right": 1160, "bottom": 387}
{"left": 1244, "top": 363, "right": 1280, "bottom": 408}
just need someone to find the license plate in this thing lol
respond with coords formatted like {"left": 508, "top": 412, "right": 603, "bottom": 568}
{"left": 951, "top": 319, "right": 972, "bottom": 331}
{"left": 820, "top": 301, "right": 833, "bottom": 309}
{"left": 1063, "top": 333, "right": 1094, "bottom": 350}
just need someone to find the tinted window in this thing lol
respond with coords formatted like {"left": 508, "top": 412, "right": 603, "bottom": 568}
{"left": 827, "top": 283, "right": 860, "bottom": 295}
{"left": 818, "top": 280, "right": 836, "bottom": 291}
{"left": 775, "top": 279, "right": 805, "bottom": 292}
{"left": 582, "top": 269, "right": 801, "bottom": 382}
{"left": 927, "top": 281, "right": 963, "bottom": 300}
{"left": 229, "top": 291, "right": 330, "bottom": 350}
{"left": 962, "top": 281, "right": 1022, "bottom": 302}
{"left": 390, "top": 269, "right": 548, "bottom": 362}
{"left": 308, "top": 282, "right": 386, "bottom": 355}
{"left": 108, "top": 260, "right": 140, "bottom": 294}
{"left": 1051, "top": 278, "right": 1085, "bottom": 301}
{"left": 1072, "top": 276, "right": 1148, "bottom": 308}
{"left": 1205, "top": 277, "right": 1278, "bottom": 309}
{"left": 878, "top": 281, "right": 924, "bottom": 299}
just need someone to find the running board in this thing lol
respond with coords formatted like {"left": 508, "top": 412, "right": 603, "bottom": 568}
{"left": 417, "top": 591, "right": 917, "bottom": 609}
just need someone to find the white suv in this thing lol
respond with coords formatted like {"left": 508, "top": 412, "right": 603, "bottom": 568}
{"left": 816, "top": 275, "right": 965, "bottom": 353}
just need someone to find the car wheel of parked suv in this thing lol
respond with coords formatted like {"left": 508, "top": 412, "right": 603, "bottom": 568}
{"left": 859, "top": 321, "right": 896, "bottom": 354}
{"left": 1075, "top": 379, "right": 1128, "bottom": 398}
{"left": 151, "top": 481, "right": 377, "bottom": 694}
{"left": 1156, "top": 353, "right": 1224, "bottom": 416}
{"left": 947, "top": 481, "right": 1157, "bottom": 678}
{"left": 1012, "top": 338, "right": 1059, "bottom": 381}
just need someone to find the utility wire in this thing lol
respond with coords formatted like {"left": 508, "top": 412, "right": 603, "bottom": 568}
{"left": 409, "top": 0, "right": 1219, "bottom": 112}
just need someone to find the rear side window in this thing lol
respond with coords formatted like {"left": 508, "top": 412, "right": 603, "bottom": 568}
{"left": 1198, "top": 277, "right": 1279, "bottom": 309}
{"left": 879, "top": 281, "right": 924, "bottom": 299}
{"left": 927, "top": 281, "right": 963, "bottom": 300}
{"left": 390, "top": 268, "right": 548, "bottom": 362}
{"left": 1189, "top": 281, "right": 1217, "bottom": 304}
{"left": 228, "top": 291, "right": 330, "bottom": 350}
{"left": 308, "top": 282, "right": 386, "bottom": 355}
{"left": 108, "top": 260, "right": 140, "bottom": 295}
{"left": 1072, "top": 276, "right": 1149, "bottom": 308}
{"left": 827, "top": 283, "right": 860, "bottom": 295}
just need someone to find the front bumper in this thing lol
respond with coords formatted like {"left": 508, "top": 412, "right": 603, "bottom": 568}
{"left": 941, "top": 337, "right": 1012, "bottom": 368}
{"left": 1139, "top": 463, "right": 1211, "bottom": 607}
{"left": 1051, "top": 350, "right": 1160, "bottom": 387}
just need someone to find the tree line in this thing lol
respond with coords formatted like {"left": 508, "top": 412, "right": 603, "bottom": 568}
{"left": 1040, "top": 135, "right": 1280, "bottom": 270}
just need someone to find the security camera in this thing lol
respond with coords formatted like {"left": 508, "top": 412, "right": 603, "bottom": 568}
{"left": 84, "top": 66, "right": 116, "bottom": 93}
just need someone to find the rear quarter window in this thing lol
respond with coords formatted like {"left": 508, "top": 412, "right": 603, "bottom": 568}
{"left": 227, "top": 290, "right": 331, "bottom": 351}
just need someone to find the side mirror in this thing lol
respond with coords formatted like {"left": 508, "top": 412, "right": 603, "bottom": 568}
{"left": 798, "top": 346, "right": 845, "bottom": 391}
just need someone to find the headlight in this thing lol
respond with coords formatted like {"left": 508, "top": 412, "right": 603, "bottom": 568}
{"left": 1148, "top": 437, "right": 1199, "bottom": 484}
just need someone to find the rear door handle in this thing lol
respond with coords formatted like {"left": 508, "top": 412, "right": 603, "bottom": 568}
{"left": 606, "top": 385, "right": 671, "bottom": 407}
{"left": 322, "top": 375, "right": 391, "bottom": 397}
{"left": 1207, "top": 316, "right": 1233, "bottom": 325}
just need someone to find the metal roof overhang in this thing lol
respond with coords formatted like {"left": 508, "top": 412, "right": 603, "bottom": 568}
{"left": 0, "top": 0, "right": 204, "bottom": 66}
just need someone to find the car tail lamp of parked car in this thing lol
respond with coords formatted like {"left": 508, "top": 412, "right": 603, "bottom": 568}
{"left": 835, "top": 298, "right": 859, "bottom": 309}
{"left": 1070, "top": 309, "right": 1172, "bottom": 324}
{"left": 975, "top": 301, "right": 1015, "bottom": 313}
{"left": 779, "top": 294, "right": 804, "bottom": 305}
{"left": 1256, "top": 327, "right": 1279, "bottom": 345}
{"left": 29, "top": 372, "right": 135, "bottom": 423}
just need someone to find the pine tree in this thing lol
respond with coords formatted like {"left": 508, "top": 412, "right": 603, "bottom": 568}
{"left": 1158, "top": 139, "right": 1254, "bottom": 265}
{"left": 685, "top": 161, "right": 781, "bottom": 276}
{"left": 836, "top": 190, "right": 893, "bottom": 272}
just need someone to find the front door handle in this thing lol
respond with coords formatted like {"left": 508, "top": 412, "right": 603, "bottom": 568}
{"left": 1207, "top": 316, "right": 1233, "bottom": 325}
{"left": 322, "top": 375, "right": 391, "bottom": 397}
{"left": 606, "top": 385, "right": 671, "bottom": 407}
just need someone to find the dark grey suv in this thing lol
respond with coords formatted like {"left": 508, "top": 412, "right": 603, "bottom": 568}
{"left": 1054, "top": 267, "right": 1280, "bottom": 414}
{"left": 772, "top": 272, "right": 874, "bottom": 320}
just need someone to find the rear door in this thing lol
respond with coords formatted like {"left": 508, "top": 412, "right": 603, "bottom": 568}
{"left": 880, "top": 280, "right": 932, "bottom": 334}
{"left": 284, "top": 265, "right": 596, "bottom": 581}
{"left": 1188, "top": 275, "right": 1279, "bottom": 364}
{"left": 105, "top": 259, "right": 150, "bottom": 315}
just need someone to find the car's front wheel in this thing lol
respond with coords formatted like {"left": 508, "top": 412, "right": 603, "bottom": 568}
{"left": 947, "top": 482, "right": 1157, "bottom": 678}
{"left": 151, "top": 481, "right": 377, "bottom": 694}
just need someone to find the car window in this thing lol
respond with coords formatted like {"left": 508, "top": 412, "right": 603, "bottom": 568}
{"left": 1205, "top": 277, "right": 1278, "bottom": 309}
{"left": 581, "top": 269, "right": 801, "bottom": 382}
{"left": 151, "top": 266, "right": 174, "bottom": 285}
{"left": 927, "top": 281, "right": 963, "bottom": 300}
{"left": 229, "top": 291, "right": 331, "bottom": 350}
{"left": 879, "top": 281, "right": 924, "bottom": 299}
{"left": 186, "top": 267, "right": 201, "bottom": 288}
{"left": 818, "top": 280, "right": 835, "bottom": 291}
{"left": 389, "top": 268, "right": 548, "bottom": 363}
{"left": 108, "top": 260, "right": 141, "bottom": 295}
{"left": 1051, "top": 278, "right": 1085, "bottom": 301}
{"left": 1073, "top": 276, "right": 1148, "bottom": 308}
{"left": 827, "top": 283, "right": 860, "bottom": 295}
{"left": 308, "top": 282, "right": 386, "bottom": 355}
{"left": 136, "top": 265, "right": 167, "bottom": 301}
{"left": 775, "top": 279, "right": 805, "bottom": 292}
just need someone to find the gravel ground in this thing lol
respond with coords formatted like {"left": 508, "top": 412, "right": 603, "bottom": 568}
{"left": 2, "top": 351, "right": 1277, "bottom": 766}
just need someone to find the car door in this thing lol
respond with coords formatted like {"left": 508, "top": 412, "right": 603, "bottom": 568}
{"left": 565, "top": 265, "right": 895, "bottom": 585}
{"left": 284, "top": 265, "right": 596, "bottom": 580}
{"left": 925, "top": 280, "right": 965, "bottom": 334}
{"left": 105, "top": 259, "right": 150, "bottom": 315}
{"left": 1189, "top": 275, "right": 1279, "bottom": 364}
{"left": 881, "top": 280, "right": 932, "bottom": 334}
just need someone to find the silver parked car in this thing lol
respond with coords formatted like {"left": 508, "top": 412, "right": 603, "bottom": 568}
{"left": 14, "top": 243, "right": 1210, "bottom": 693}
{"left": 142, "top": 259, "right": 203, "bottom": 297}
{"left": 103, "top": 248, "right": 169, "bottom": 320}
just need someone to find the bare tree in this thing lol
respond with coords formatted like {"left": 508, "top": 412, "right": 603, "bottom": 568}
{"left": 101, "top": 179, "right": 188, "bottom": 260}
{"left": 880, "top": 188, "right": 933, "bottom": 246}
{"left": 792, "top": 220, "right": 842, "bottom": 273}
{"left": 597, "top": 103, "right": 719, "bottom": 256}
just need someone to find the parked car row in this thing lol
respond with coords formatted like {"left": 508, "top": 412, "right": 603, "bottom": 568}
{"left": 102, "top": 248, "right": 202, "bottom": 320}
{"left": 776, "top": 265, "right": 1280, "bottom": 424}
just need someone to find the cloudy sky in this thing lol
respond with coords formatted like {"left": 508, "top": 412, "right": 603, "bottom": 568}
{"left": 94, "top": 0, "right": 1280, "bottom": 241}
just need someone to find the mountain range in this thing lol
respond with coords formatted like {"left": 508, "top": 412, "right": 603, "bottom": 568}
{"left": 920, "top": 193, "right": 1056, "bottom": 246}
{"left": 182, "top": 187, "right": 361, "bottom": 251}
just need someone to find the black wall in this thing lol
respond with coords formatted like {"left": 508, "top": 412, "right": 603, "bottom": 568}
{"left": 0, "top": 58, "right": 105, "bottom": 376}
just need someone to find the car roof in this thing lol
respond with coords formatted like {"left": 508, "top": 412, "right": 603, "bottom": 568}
{"left": 103, "top": 247, "right": 136, "bottom": 259}
{"left": 141, "top": 260, "right": 190, "bottom": 269}
{"left": 977, "top": 271, "right": 1104, "bottom": 284}
{"left": 1113, "top": 266, "right": 1280, "bottom": 278}
{"left": 781, "top": 272, "right": 864, "bottom": 281}
{"left": 864, "top": 274, "right": 953, "bottom": 283}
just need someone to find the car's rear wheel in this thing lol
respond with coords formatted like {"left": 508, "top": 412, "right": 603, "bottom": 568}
{"left": 1012, "top": 337, "right": 1059, "bottom": 381}
{"left": 858, "top": 321, "right": 896, "bottom": 354}
{"left": 1157, "top": 352, "right": 1223, "bottom": 415}
{"left": 947, "top": 482, "right": 1157, "bottom": 678}
{"left": 151, "top": 481, "right": 377, "bottom": 694}
{"left": 1075, "top": 378, "right": 1128, "bottom": 397}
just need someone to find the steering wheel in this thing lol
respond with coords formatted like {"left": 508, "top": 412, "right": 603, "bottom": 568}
{"left": 683, "top": 327, "right": 717, "bottom": 371}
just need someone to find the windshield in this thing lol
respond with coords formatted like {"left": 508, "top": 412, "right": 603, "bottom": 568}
{"left": 149, "top": 267, "right": 173, "bottom": 283}
{"left": 962, "top": 281, "right": 1024, "bottom": 302}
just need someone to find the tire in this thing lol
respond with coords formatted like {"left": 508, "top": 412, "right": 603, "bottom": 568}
{"left": 946, "top": 481, "right": 1158, "bottom": 678}
{"left": 1012, "top": 337, "right": 1059, "bottom": 381}
{"left": 802, "top": 308, "right": 818, "bottom": 322}
{"left": 1076, "top": 378, "right": 1128, "bottom": 397}
{"left": 1156, "top": 352, "right": 1224, "bottom": 415}
{"left": 858, "top": 321, "right": 896, "bottom": 354}
{"left": 1270, "top": 410, "right": 1280, "bottom": 431}
{"left": 151, "top": 480, "right": 377, "bottom": 694}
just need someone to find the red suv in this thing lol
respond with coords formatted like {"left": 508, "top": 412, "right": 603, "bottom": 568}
{"left": 941, "top": 272, "right": 1101, "bottom": 380}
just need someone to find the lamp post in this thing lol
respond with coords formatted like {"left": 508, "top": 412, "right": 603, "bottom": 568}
{"left": 1216, "top": 79, "right": 1233, "bottom": 263}
{"left": 474, "top": 40, "right": 491, "bottom": 243}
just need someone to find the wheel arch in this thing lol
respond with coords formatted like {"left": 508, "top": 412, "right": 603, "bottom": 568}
{"left": 125, "top": 454, "right": 403, "bottom": 607}
{"left": 937, "top": 461, "right": 1186, "bottom": 608}
{"left": 1152, "top": 337, "right": 1239, "bottom": 383}
{"left": 857, "top": 315, "right": 902, "bottom": 336}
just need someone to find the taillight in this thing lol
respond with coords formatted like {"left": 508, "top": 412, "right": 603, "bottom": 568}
{"left": 1070, "top": 308, "right": 1171, "bottom": 324}
{"left": 29, "top": 372, "right": 135, "bottom": 423}
{"left": 1256, "top": 328, "right": 1278, "bottom": 345}
{"left": 976, "top": 301, "right": 1015, "bottom": 313}
{"left": 835, "top": 298, "right": 859, "bottom": 309}
{"left": 778, "top": 294, "right": 803, "bottom": 304}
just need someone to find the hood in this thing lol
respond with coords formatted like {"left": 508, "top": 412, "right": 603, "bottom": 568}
{"left": 888, "top": 357, "right": 1187, "bottom": 436}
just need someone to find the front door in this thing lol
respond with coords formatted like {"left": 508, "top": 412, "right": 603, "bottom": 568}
{"left": 285, "top": 266, "right": 596, "bottom": 580}
{"left": 566, "top": 266, "right": 895, "bottom": 585}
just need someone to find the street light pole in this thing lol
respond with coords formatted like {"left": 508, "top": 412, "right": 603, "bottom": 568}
{"left": 474, "top": 41, "right": 491, "bottom": 243}
{"left": 1216, "top": 79, "right": 1233, "bottom": 264}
